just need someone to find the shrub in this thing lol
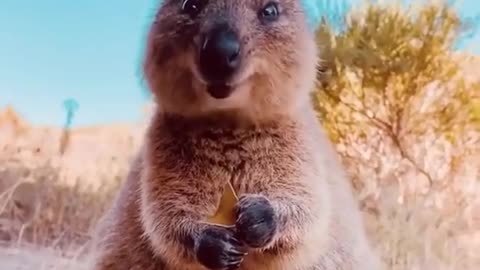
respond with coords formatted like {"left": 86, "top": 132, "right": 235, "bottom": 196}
{"left": 313, "top": 1, "right": 480, "bottom": 268}
{"left": 314, "top": 0, "right": 479, "bottom": 191}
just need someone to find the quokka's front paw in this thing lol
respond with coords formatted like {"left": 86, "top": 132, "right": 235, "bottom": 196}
{"left": 194, "top": 225, "right": 248, "bottom": 270}
{"left": 234, "top": 194, "right": 278, "bottom": 249}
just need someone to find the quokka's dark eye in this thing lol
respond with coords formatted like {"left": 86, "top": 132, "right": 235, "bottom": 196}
{"left": 259, "top": 2, "right": 280, "bottom": 23}
{"left": 181, "top": 0, "right": 205, "bottom": 17}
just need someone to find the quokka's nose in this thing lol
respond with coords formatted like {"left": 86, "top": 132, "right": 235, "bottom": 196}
{"left": 199, "top": 24, "right": 241, "bottom": 84}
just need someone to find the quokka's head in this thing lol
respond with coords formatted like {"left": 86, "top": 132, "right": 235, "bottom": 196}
{"left": 143, "top": 0, "right": 323, "bottom": 119}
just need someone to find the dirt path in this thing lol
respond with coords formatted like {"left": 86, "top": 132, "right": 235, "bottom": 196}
{"left": 0, "top": 246, "right": 89, "bottom": 270}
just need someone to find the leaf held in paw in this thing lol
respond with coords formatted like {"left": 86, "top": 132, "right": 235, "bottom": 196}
{"left": 205, "top": 181, "right": 238, "bottom": 227}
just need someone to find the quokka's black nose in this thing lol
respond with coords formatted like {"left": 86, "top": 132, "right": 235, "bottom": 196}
{"left": 198, "top": 24, "right": 241, "bottom": 84}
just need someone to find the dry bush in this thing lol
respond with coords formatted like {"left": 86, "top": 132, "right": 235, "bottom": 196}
{"left": 314, "top": 0, "right": 480, "bottom": 269}
{"left": 0, "top": 115, "right": 141, "bottom": 257}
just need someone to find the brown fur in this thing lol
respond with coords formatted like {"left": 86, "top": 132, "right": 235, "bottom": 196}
{"left": 91, "top": 0, "right": 381, "bottom": 269}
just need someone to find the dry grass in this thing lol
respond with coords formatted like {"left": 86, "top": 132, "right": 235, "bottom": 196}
{"left": 0, "top": 111, "right": 146, "bottom": 268}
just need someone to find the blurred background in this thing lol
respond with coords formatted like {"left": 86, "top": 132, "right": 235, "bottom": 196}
{"left": 0, "top": 0, "right": 479, "bottom": 269}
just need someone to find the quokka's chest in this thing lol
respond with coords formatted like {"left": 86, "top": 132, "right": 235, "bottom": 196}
{"left": 157, "top": 131, "right": 305, "bottom": 193}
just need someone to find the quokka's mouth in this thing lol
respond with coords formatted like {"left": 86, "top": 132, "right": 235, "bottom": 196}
{"left": 206, "top": 83, "right": 234, "bottom": 99}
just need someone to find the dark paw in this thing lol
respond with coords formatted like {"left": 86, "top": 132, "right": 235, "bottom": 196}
{"left": 234, "top": 194, "right": 277, "bottom": 249}
{"left": 194, "top": 225, "right": 247, "bottom": 270}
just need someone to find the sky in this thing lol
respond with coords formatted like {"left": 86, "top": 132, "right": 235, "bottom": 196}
{"left": 0, "top": 0, "right": 479, "bottom": 127}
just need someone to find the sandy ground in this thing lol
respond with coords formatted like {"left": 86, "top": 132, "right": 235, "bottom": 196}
{"left": 0, "top": 246, "right": 89, "bottom": 270}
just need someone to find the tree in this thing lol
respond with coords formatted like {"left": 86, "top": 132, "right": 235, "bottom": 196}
{"left": 63, "top": 98, "right": 79, "bottom": 129}
{"left": 59, "top": 98, "right": 79, "bottom": 155}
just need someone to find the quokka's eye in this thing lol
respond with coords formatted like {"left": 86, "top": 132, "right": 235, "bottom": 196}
{"left": 259, "top": 2, "right": 280, "bottom": 23}
{"left": 181, "top": 0, "right": 206, "bottom": 17}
